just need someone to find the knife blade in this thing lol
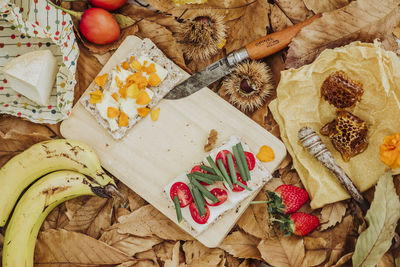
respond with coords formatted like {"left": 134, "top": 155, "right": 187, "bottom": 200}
{"left": 164, "top": 13, "right": 321, "bottom": 100}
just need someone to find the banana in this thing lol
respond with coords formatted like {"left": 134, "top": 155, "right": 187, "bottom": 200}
{"left": 0, "top": 139, "right": 116, "bottom": 227}
{"left": 2, "top": 170, "right": 111, "bottom": 267}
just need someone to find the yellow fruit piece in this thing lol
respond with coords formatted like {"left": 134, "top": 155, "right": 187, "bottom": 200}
{"left": 151, "top": 108, "right": 160, "bottom": 121}
{"left": 136, "top": 91, "right": 152, "bottom": 106}
{"left": 380, "top": 133, "right": 400, "bottom": 169}
{"left": 89, "top": 89, "right": 103, "bottom": 104}
{"left": 94, "top": 74, "right": 108, "bottom": 87}
{"left": 119, "top": 112, "right": 129, "bottom": 127}
{"left": 137, "top": 107, "right": 150, "bottom": 117}
{"left": 130, "top": 56, "right": 135, "bottom": 63}
{"left": 111, "top": 92, "right": 119, "bottom": 102}
{"left": 122, "top": 61, "right": 130, "bottom": 70}
{"left": 217, "top": 38, "right": 226, "bottom": 49}
{"left": 107, "top": 107, "right": 120, "bottom": 119}
{"left": 131, "top": 60, "right": 142, "bottom": 71}
{"left": 127, "top": 72, "right": 148, "bottom": 90}
{"left": 119, "top": 87, "right": 127, "bottom": 98}
{"left": 256, "top": 145, "right": 275, "bottom": 162}
{"left": 148, "top": 73, "right": 161, "bottom": 87}
{"left": 127, "top": 84, "right": 139, "bottom": 98}
{"left": 116, "top": 65, "right": 121, "bottom": 72}
{"left": 143, "top": 63, "right": 156, "bottom": 74}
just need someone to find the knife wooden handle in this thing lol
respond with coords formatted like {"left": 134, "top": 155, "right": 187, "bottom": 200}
{"left": 245, "top": 13, "right": 322, "bottom": 60}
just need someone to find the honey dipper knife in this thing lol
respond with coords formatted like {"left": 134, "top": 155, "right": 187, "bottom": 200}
{"left": 298, "top": 127, "right": 370, "bottom": 213}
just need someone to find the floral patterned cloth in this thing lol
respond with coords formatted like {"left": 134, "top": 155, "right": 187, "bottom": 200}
{"left": 0, "top": 0, "right": 78, "bottom": 123}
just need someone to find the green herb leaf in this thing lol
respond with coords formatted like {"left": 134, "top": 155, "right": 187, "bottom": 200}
{"left": 236, "top": 143, "right": 251, "bottom": 181}
{"left": 200, "top": 165, "right": 216, "bottom": 174}
{"left": 173, "top": 196, "right": 182, "bottom": 223}
{"left": 233, "top": 145, "right": 247, "bottom": 182}
{"left": 352, "top": 172, "right": 400, "bottom": 267}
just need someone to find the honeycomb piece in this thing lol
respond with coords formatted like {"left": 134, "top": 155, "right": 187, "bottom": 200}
{"left": 321, "top": 71, "right": 364, "bottom": 108}
{"left": 320, "top": 111, "right": 368, "bottom": 161}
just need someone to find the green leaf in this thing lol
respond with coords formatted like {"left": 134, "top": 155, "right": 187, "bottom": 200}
{"left": 352, "top": 172, "right": 400, "bottom": 267}
{"left": 112, "top": 14, "right": 137, "bottom": 29}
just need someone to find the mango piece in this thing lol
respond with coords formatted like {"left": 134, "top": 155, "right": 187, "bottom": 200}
{"left": 107, "top": 107, "right": 120, "bottom": 119}
{"left": 122, "top": 61, "right": 130, "bottom": 70}
{"left": 119, "top": 112, "right": 129, "bottom": 127}
{"left": 380, "top": 133, "right": 400, "bottom": 169}
{"left": 130, "top": 56, "right": 135, "bottom": 63}
{"left": 132, "top": 60, "right": 142, "bottom": 71}
{"left": 89, "top": 89, "right": 104, "bottom": 104}
{"left": 116, "top": 65, "right": 121, "bottom": 72}
{"left": 148, "top": 73, "right": 162, "bottom": 87}
{"left": 94, "top": 74, "right": 108, "bottom": 87}
{"left": 111, "top": 92, "right": 119, "bottom": 102}
{"left": 119, "top": 87, "right": 127, "bottom": 98}
{"left": 127, "top": 84, "right": 139, "bottom": 98}
{"left": 144, "top": 63, "right": 156, "bottom": 74}
{"left": 256, "top": 145, "right": 275, "bottom": 162}
{"left": 151, "top": 108, "right": 160, "bottom": 121}
{"left": 136, "top": 91, "right": 152, "bottom": 106}
{"left": 137, "top": 107, "right": 150, "bottom": 117}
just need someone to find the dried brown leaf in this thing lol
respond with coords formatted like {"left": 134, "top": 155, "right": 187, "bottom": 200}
{"left": 116, "top": 207, "right": 131, "bottom": 220}
{"left": 109, "top": 205, "right": 193, "bottom": 240}
{"left": 100, "top": 228, "right": 162, "bottom": 256}
{"left": 164, "top": 241, "right": 180, "bottom": 267}
{"left": 225, "top": 0, "right": 270, "bottom": 53}
{"left": 301, "top": 249, "right": 328, "bottom": 267}
{"left": 35, "top": 229, "right": 133, "bottom": 265}
{"left": 331, "top": 252, "right": 353, "bottom": 267}
{"left": 154, "top": 241, "right": 177, "bottom": 263}
{"left": 275, "top": 0, "right": 314, "bottom": 23}
{"left": 64, "top": 196, "right": 112, "bottom": 239}
{"left": 219, "top": 231, "right": 262, "bottom": 260}
{"left": 270, "top": 4, "right": 294, "bottom": 32}
{"left": 319, "top": 202, "right": 347, "bottom": 231}
{"left": 304, "top": 236, "right": 328, "bottom": 250}
{"left": 182, "top": 240, "right": 225, "bottom": 267}
{"left": 225, "top": 254, "right": 241, "bottom": 267}
{"left": 0, "top": 116, "right": 55, "bottom": 168}
{"left": 303, "top": 0, "right": 350, "bottom": 13}
{"left": 324, "top": 243, "right": 345, "bottom": 267}
{"left": 237, "top": 203, "right": 267, "bottom": 239}
{"left": 281, "top": 169, "right": 303, "bottom": 188}
{"left": 286, "top": 0, "right": 400, "bottom": 69}
{"left": 258, "top": 236, "right": 305, "bottom": 267}
{"left": 394, "top": 24, "right": 400, "bottom": 38}
{"left": 377, "top": 252, "right": 395, "bottom": 267}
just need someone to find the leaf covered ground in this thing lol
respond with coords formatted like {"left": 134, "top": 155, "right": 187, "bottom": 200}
{"left": 1, "top": 0, "right": 400, "bottom": 266}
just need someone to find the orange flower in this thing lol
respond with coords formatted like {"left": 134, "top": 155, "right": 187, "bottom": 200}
{"left": 380, "top": 133, "right": 400, "bottom": 169}
{"left": 94, "top": 74, "right": 108, "bottom": 87}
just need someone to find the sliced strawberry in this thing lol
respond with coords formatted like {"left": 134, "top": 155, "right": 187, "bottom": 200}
{"left": 267, "top": 185, "right": 309, "bottom": 214}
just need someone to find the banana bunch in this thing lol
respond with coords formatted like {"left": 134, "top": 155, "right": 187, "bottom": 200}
{"left": 0, "top": 139, "right": 117, "bottom": 267}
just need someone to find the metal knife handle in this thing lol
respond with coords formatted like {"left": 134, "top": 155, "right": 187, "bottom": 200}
{"left": 245, "top": 13, "right": 322, "bottom": 60}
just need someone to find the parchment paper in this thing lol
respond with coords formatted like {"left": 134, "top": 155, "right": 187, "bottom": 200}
{"left": 0, "top": 0, "right": 78, "bottom": 123}
{"left": 270, "top": 41, "right": 400, "bottom": 209}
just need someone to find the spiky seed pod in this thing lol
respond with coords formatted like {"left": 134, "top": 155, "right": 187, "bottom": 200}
{"left": 177, "top": 10, "right": 226, "bottom": 61}
{"left": 221, "top": 61, "right": 274, "bottom": 113}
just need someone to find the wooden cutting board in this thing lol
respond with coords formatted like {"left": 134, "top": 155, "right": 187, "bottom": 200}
{"left": 61, "top": 36, "right": 286, "bottom": 247}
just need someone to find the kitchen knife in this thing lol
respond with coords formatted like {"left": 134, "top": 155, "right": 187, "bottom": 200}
{"left": 164, "top": 13, "right": 321, "bottom": 100}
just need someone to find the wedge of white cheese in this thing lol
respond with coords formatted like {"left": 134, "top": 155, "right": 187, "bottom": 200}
{"left": 164, "top": 135, "right": 272, "bottom": 236}
{"left": 2, "top": 50, "right": 58, "bottom": 106}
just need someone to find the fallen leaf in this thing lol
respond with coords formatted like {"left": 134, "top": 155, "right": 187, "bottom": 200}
{"left": 154, "top": 241, "right": 177, "bottom": 263}
{"left": 35, "top": 229, "right": 133, "bottom": 265}
{"left": 324, "top": 243, "right": 345, "bottom": 267}
{"left": 116, "top": 207, "right": 131, "bottom": 220}
{"left": 377, "top": 252, "right": 395, "bottom": 267}
{"left": 353, "top": 172, "right": 400, "bottom": 267}
{"left": 258, "top": 235, "right": 305, "bottom": 267}
{"left": 237, "top": 203, "right": 267, "bottom": 239}
{"left": 301, "top": 249, "right": 328, "bottom": 267}
{"left": 164, "top": 241, "right": 180, "bottom": 267}
{"left": 225, "top": 254, "right": 241, "bottom": 267}
{"left": 332, "top": 252, "right": 353, "bottom": 267}
{"left": 0, "top": 233, "right": 3, "bottom": 263}
{"left": 182, "top": 240, "right": 225, "bottom": 266}
{"left": 286, "top": 0, "right": 400, "bottom": 69}
{"left": 281, "top": 169, "right": 303, "bottom": 188}
{"left": 303, "top": 0, "right": 350, "bottom": 13}
{"left": 0, "top": 116, "right": 55, "bottom": 168}
{"left": 275, "top": 0, "right": 314, "bottom": 23}
{"left": 238, "top": 259, "right": 261, "bottom": 267}
{"left": 394, "top": 24, "right": 400, "bottom": 38}
{"left": 303, "top": 237, "right": 328, "bottom": 250}
{"left": 64, "top": 196, "right": 112, "bottom": 239}
{"left": 109, "top": 205, "right": 193, "bottom": 240}
{"left": 225, "top": 0, "right": 271, "bottom": 53}
{"left": 219, "top": 231, "right": 262, "bottom": 260}
{"left": 270, "top": 4, "right": 294, "bottom": 32}
{"left": 319, "top": 202, "right": 347, "bottom": 231}
{"left": 100, "top": 228, "right": 162, "bottom": 256}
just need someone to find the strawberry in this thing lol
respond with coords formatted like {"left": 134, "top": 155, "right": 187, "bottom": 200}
{"left": 266, "top": 185, "right": 309, "bottom": 214}
{"left": 273, "top": 212, "right": 320, "bottom": 236}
